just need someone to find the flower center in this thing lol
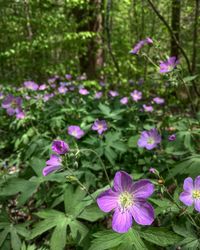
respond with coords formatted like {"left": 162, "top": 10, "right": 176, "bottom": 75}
{"left": 119, "top": 191, "right": 133, "bottom": 210}
{"left": 72, "top": 131, "right": 77, "bottom": 136}
{"left": 192, "top": 190, "right": 200, "bottom": 199}
{"left": 98, "top": 124, "right": 103, "bottom": 130}
{"left": 147, "top": 137, "right": 155, "bottom": 145}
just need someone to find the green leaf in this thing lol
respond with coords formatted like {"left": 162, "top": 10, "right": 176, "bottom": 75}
{"left": 78, "top": 204, "right": 105, "bottom": 222}
{"left": 140, "top": 227, "right": 182, "bottom": 247}
{"left": 0, "top": 227, "right": 9, "bottom": 247}
{"left": 50, "top": 222, "right": 67, "bottom": 250}
{"left": 69, "top": 219, "right": 88, "bottom": 244}
{"left": 89, "top": 230, "right": 124, "bottom": 250}
{"left": 64, "top": 185, "right": 87, "bottom": 217}
{"left": 10, "top": 225, "right": 21, "bottom": 250}
{"left": 183, "top": 75, "right": 198, "bottom": 82}
{"left": 30, "top": 210, "right": 66, "bottom": 239}
{"left": 126, "top": 229, "right": 148, "bottom": 250}
{"left": 128, "top": 135, "right": 139, "bottom": 148}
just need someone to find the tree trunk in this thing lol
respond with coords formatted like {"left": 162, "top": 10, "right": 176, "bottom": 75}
{"left": 192, "top": 0, "right": 200, "bottom": 73}
{"left": 74, "top": 0, "right": 104, "bottom": 79}
{"left": 171, "top": 0, "right": 181, "bottom": 57}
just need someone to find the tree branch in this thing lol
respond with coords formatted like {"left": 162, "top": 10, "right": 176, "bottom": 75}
{"left": 147, "top": 0, "right": 200, "bottom": 97}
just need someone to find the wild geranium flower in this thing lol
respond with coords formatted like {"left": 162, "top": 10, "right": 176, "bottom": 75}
{"left": 58, "top": 86, "right": 68, "bottom": 94}
{"left": 42, "top": 154, "right": 62, "bottom": 176}
{"left": 120, "top": 97, "right": 128, "bottom": 105}
{"left": 65, "top": 74, "right": 72, "bottom": 80}
{"left": 79, "top": 88, "right": 89, "bottom": 95}
{"left": 2, "top": 95, "right": 22, "bottom": 116}
{"left": 16, "top": 110, "right": 25, "bottom": 119}
{"left": 109, "top": 90, "right": 119, "bottom": 97}
{"left": 39, "top": 84, "right": 47, "bottom": 90}
{"left": 130, "top": 90, "right": 142, "bottom": 102}
{"left": 94, "top": 91, "right": 103, "bottom": 99}
{"left": 52, "top": 140, "right": 69, "bottom": 154}
{"left": 97, "top": 171, "right": 154, "bottom": 233}
{"left": 43, "top": 93, "right": 54, "bottom": 102}
{"left": 149, "top": 168, "right": 156, "bottom": 174}
{"left": 159, "top": 56, "right": 179, "bottom": 73}
{"left": 130, "top": 37, "right": 153, "bottom": 54}
{"left": 138, "top": 128, "right": 161, "bottom": 150}
{"left": 130, "top": 40, "right": 145, "bottom": 54}
{"left": 168, "top": 134, "right": 176, "bottom": 141}
{"left": 24, "top": 81, "right": 38, "bottom": 91}
{"left": 68, "top": 125, "right": 84, "bottom": 139}
{"left": 92, "top": 119, "right": 107, "bottom": 135}
{"left": 153, "top": 97, "right": 165, "bottom": 105}
{"left": 179, "top": 176, "right": 200, "bottom": 212}
{"left": 143, "top": 104, "right": 153, "bottom": 112}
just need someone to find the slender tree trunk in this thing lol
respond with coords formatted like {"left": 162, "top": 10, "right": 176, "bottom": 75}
{"left": 74, "top": 0, "right": 104, "bottom": 79}
{"left": 192, "top": 0, "right": 200, "bottom": 73}
{"left": 171, "top": 0, "right": 181, "bottom": 57}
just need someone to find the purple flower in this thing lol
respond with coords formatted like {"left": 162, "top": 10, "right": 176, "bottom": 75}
{"left": 97, "top": 171, "right": 154, "bottom": 233}
{"left": 94, "top": 91, "right": 103, "bottom": 99}
{"left": 65, "top": 74, "right": 72, "bottom": 80}
{"left": 68, "top": 125, "right": 84, "bottom": 139}
{"left": 16, "top": 110, "right": 25, "bottom": 119}
{"left": 109, "top": 90, "right": 119, "bottom": 97}
{"left": 52, "top": 140, "right": 69, "bottom": 154}
{"left": 42, "top": 154, "right": 62, "bottom": 176}
{"left": 120, "top": 97, "right": 128, "bottom": 105}
{"left": 92, "top": 119, "right": 108, "bottom": 135}
{"left": 149, "top": 168, "right": 156, "bottom": 174}
{"left": 146, "top": 37, "right": 153, "bottom": 44}
{"left": 168, "top": 134, "right": 176, "bottom": 141}
{"left": 2, "top": 95, "right": 22, "bottom": 116}
{"left": 143, "top": 104, "right": 153, "bottom": 112}
{"left": 130, "top": 40, "right": 146, "bottom": 54}
{"left": 39, "top": 84, "right": 47, "bottom": 90}
{"left": 179, "top": 176, "right": 200, "bottom": 212}
{"left": 130, "top": 37, "right": 153, "bottom": 54}
{"left": 24, "top": 81, "right": 38, "bottom": 91}
{"left": 130, "top": 90, "right": 142, "bottom": 102}
{"left": 43, "top": 93, "right": 54, "bottom": 102}
{"left": 153, "top": 97, "right": 165, "bottom": 104}
{"left": 159, "top": 56, "right": 179, "bottom": 73}
{"left": 79, "top": 88, "right": 89, "bottom": 95}
{"left": 138, "top": 128, "right": 161, "bottom": 150}
{"left": 58, "top": 86, "right": 68, "bottom": 94}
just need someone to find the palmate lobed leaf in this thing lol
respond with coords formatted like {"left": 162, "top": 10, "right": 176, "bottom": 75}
{"left": 89, "top": 229, "right": 147, "bottom": 250}
{"left": 140, "top": 227, "right": 182, "bottom": 247}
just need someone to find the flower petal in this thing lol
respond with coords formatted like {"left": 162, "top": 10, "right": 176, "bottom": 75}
{"left": 46, "top": 154, "right": 61, "bottom": 166}
{"left": 112, "top": 208, "right": 132, "bottom": 233}
{"left": 194, "top": 176, "right": 200, "bottom": 190}
{"left": 183, "top": 177, "right": 193, "bottom": 192}
{"left": 97, "top": 189, "right": 118, "bottom": 212}
{"left": 113, "top": 171, "right": 133, "bottom": 192}
{"left": 130, "top": 201, "right": 154, "bottom": 225}
{"left": 131, "top": 180, "right": 154, "bottom": 198}
{"left": 194, "top": 199, "right": 200, "bottom": 212}
{"left": 42, "top": 165, "right": 60, "bottom": 176}
{"left": 179, "top": 191, "right": 193, "bottom": 206}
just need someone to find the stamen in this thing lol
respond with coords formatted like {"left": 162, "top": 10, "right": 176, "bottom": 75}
{"left": 193, "top": 190, "right": 200, "bottom": 199}
{"left": 119, "top": 191, "right": 133, "bottom": 211}
{"left": 147, "top": 137, "right": 155, "bottom": 145}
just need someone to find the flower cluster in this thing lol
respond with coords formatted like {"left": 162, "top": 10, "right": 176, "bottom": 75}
{"left": 2, "top": 94, "right": 25, "bottom": 119}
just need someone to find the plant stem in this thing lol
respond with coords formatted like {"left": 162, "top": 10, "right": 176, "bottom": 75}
{"left": 165, "top": 188, "right": 200, "bottom": 230}
{"left": 65, "top": 164, "right": 96, "bottom": 203}
{"left": 78, "top": 148, "right": 111, "bottom": 187}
